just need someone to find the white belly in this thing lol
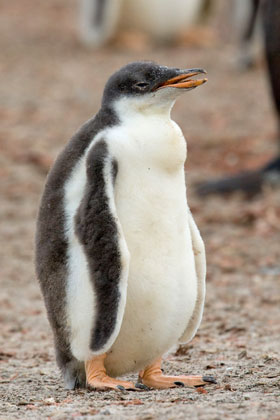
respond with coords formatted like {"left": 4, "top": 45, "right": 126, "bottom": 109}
{"left": 105, "top": 164, "right": 197, "bottom": 376}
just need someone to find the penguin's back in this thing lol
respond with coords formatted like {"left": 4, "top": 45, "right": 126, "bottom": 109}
{"left": 35, "top": 110, "right": 118, "bottom": 351}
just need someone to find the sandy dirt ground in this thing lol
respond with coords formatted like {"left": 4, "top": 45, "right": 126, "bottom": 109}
{"left": 0, "top": 1, "right": 280, "bottom": 419}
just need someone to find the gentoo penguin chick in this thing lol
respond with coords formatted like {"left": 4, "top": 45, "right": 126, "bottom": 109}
{"left": 36, "top": 61, "right": 214, "bottom": 391}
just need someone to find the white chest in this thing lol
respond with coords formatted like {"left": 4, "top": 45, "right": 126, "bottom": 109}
{"left": 108, "top": 114, "right": 186, "bottom": 173}
{"left": 107, "top": 114, "right": 188, "bottom": 244}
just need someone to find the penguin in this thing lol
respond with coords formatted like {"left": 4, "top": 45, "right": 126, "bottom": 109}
{"left": 233, "top": 0, "right": 261, "bottom": 70}
{"left": 196, "top": 0, "right": 280, "bottom": 196}
{"left": 35, "top": 61, "right": 215, "bottom": 391}
{"left": 80, "top": 0, "right": 204, "bottom": 47}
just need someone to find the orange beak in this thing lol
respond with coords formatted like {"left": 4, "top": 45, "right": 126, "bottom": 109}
{"left": 157, "top": 71, "right": 207, "bottom": 90}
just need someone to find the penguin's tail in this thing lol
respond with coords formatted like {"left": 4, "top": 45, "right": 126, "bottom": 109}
{"left": 55, "top": 345, "right": 86, "bottom": 389}
{"left": 62, "top": 359, "right": 86, "bottom": 390}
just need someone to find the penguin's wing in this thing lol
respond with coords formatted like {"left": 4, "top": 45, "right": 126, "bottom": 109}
{"left": 179, "top": 210, "right": 206, "bottom": 344}
{"left": 75, "top": 139, "right": 130, "bottom": 354}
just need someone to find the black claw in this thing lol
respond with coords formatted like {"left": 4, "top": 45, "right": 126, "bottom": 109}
{"left": 135, "top": 382, "right": 150, "bottom": 391}
{"left": 116, "top": 385, "right": 126, "bottom": 391}
{"left": 174, "top": 381, "right": 185, "bottom": 387}
{"left": 203, "top": 375, "right": 217, "bottom": 384}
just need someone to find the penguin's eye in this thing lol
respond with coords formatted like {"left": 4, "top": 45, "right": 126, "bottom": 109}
{"left": 134, "top": 82, "right": 150, "bottom": 90}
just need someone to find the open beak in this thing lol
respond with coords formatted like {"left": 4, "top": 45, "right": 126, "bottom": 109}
{"left": 156, "top": 69, "right": 207, "bottom": 90}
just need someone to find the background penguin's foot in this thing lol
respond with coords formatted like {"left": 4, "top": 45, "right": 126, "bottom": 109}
{"left": 139, "top": 358, "right": 216, "bottom": 390}
{"left": 85, "top": 354, "right": 135, "bottom": 391}
{"left": 195, "top": 155, "right": 280, "bottom": 197}
{"left": 195, "top": 170, "right": 263, "bottom": 197}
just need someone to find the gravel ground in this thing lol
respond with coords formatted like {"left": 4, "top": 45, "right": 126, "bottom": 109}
{"left": 0, "top": 1, "right": 279, "bottom": 419}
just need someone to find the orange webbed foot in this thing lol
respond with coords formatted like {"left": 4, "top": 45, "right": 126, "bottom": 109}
{"left": 139, "top": 358, "right": 216, "bottom": 390}
{"left": 85, "top": 354, "right": 148, "bottom": 391}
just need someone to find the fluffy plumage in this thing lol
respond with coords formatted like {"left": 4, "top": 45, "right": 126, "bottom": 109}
{"left": 35, "top": 61, "right": 206, "bottom": 389}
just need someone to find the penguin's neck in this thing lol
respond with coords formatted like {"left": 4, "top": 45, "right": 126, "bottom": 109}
{"left": 112, "top": 95, "right": 175, "bottom": 122}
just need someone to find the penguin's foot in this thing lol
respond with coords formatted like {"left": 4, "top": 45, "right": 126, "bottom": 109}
{"left": 85, "top": 354, "right": 135, "bottom": 391}
{"left": 139, "top": 358, "right": 216, "bottom": 390}
{"left": 195, "top": 155, "right": 280, "bottom": 197}
{"left": 195, "top": 170, "right": 263, "bottom": 197}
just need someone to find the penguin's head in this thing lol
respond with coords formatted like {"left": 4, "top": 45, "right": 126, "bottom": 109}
{"left": 102, "top": 61, "right": 207, "bottom": 114}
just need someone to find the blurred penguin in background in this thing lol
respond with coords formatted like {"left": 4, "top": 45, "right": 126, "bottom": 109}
{"left": 79, "top": 0, "right": 204, "bottom": 46}
{"left": 234, "top": 0, "right": 261, "bottom": 70}
{"left": 196, "top": 0, "right": 280, "bottom": 196}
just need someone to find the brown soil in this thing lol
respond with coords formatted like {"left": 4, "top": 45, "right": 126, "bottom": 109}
{"left": 0, "top": 1, "right": 279, "bottom": 419}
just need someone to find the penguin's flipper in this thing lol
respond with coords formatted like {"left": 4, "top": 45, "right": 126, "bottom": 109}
{"left": 178, "top": 210, "right": 206, "bottom": 344}
{"left": 74, "top": 139, "right": 130, "bottom": 356}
